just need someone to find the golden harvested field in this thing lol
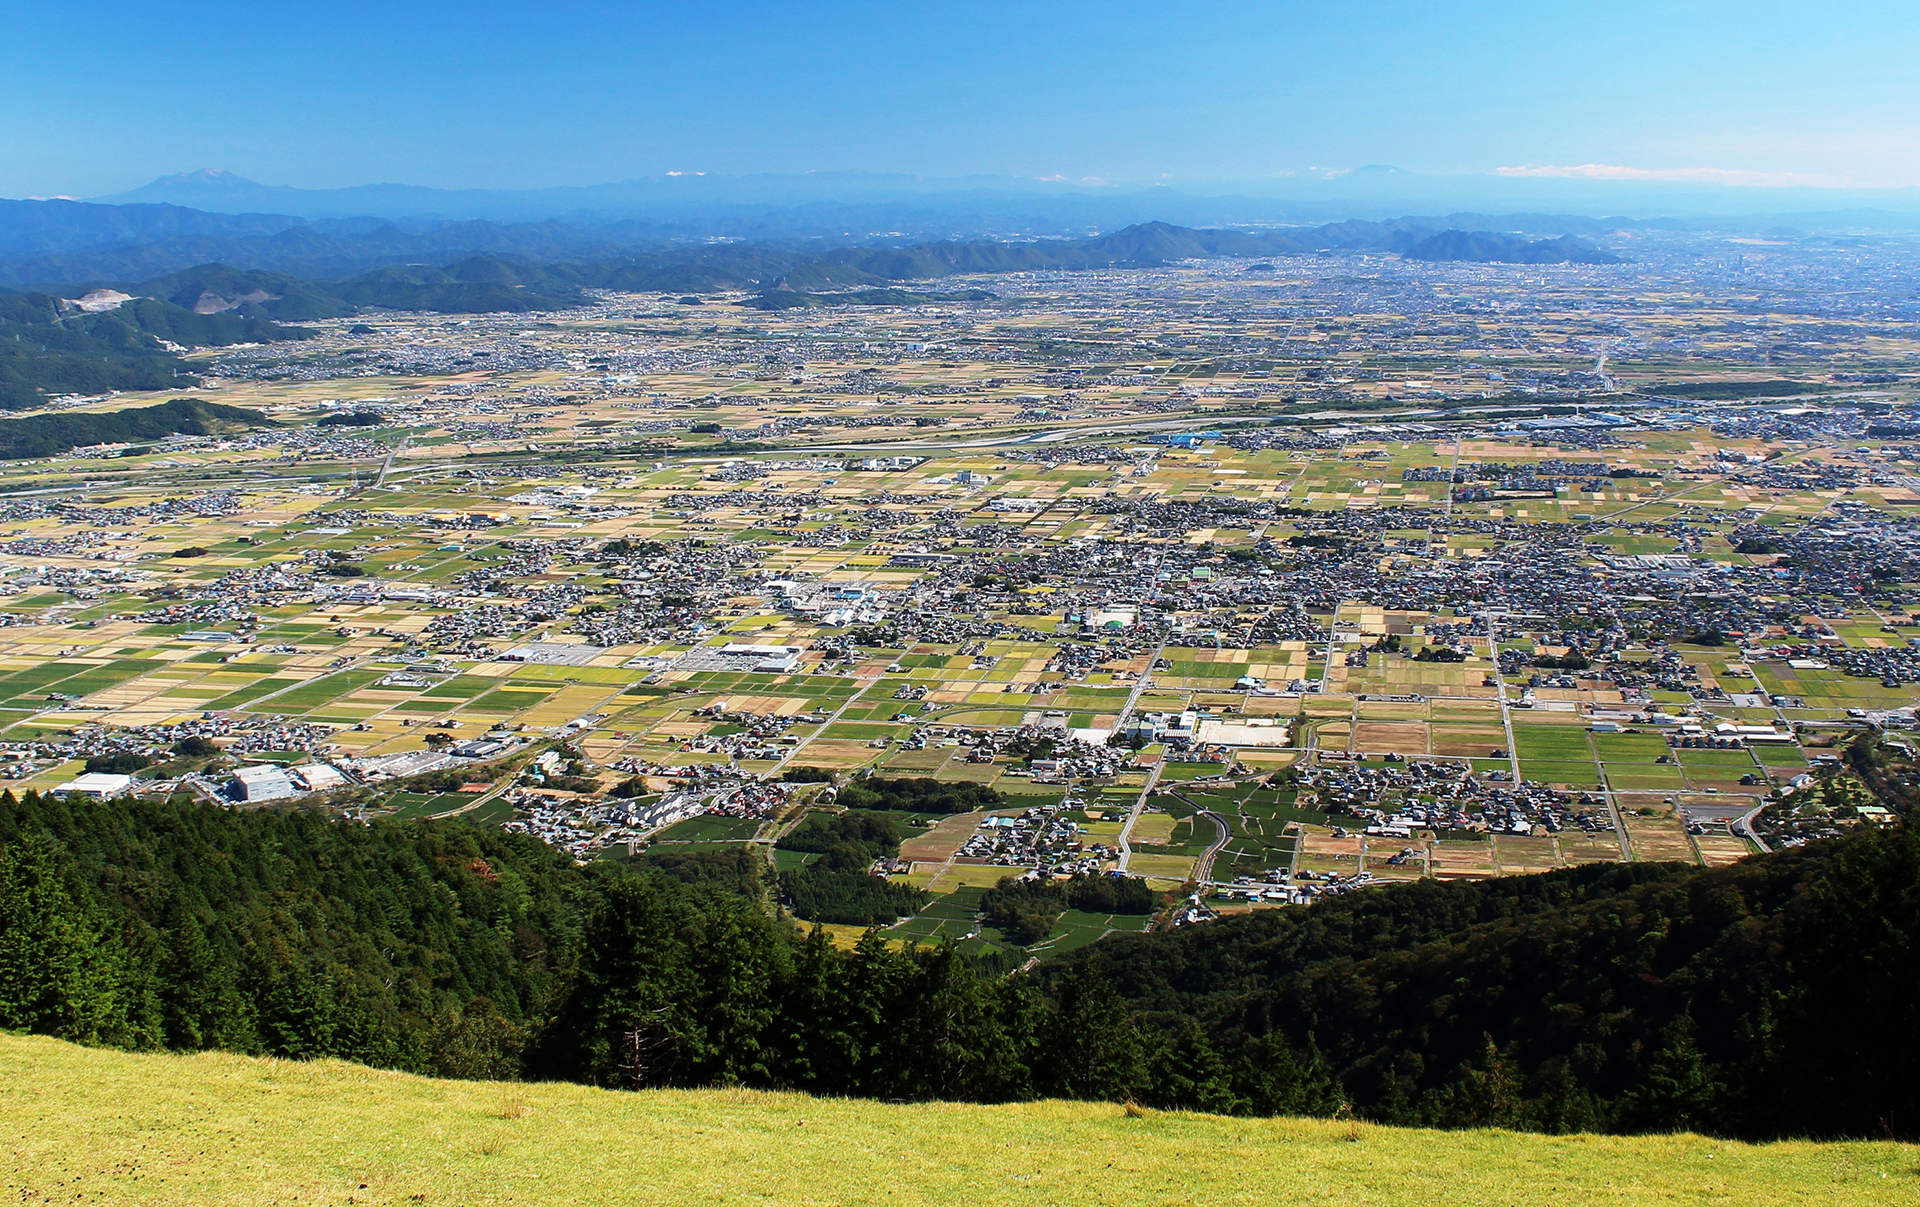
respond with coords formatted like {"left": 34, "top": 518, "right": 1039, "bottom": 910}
{"left": 1126, "top": 811, "right": 1178, "bottom": 844}
{"left": 3, "top": 1036, "right": 1914, "bottom": 1207}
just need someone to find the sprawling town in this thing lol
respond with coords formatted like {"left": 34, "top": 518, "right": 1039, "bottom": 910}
{"left": 9, "top": 231, "right": 1918, "bottom": 954}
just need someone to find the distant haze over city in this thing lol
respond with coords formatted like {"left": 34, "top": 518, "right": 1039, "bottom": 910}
{"left": 68, "top": 166, "right": 1920, "bottom": 228}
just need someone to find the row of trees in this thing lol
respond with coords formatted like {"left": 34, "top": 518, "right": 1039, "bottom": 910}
{"left": 773, "top": 808, "right": 929, "bottom": 925}
{"left": 531, "top": 875, "right": 1337, "bottom": 1111}
{"left": 979, "top": 872, "right": 1154, "bottom": 944}
{"left": 836, "top": 777, "right": 1004, "bottom": 814}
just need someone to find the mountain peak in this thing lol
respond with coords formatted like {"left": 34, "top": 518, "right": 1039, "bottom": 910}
{"left": 143, "top": 169, "right": 264, "bottom": 189}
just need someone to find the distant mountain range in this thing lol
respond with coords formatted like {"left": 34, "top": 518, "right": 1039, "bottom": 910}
{"left": 0, "top": 202, "right": 1650, "bottom": 294}
{"left": 0, "top": 210, "right": 696, "bottom": 288}
{"left": 92, "top": 168, "right": 1110, "bottom": 220}
{"left": 27, "top": 219, "right": 1625, "bottom": 321}
{"left": 84, "top": 167, "right": 1920, "bottom": 229}
{"left": 0, "top": 198, "right": 305, "bottom": 258}
{"left": 11, "top": 171, "right": 1919, "bottom": 292}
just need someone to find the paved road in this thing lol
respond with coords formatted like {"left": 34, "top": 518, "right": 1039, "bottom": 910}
{"left": 1145, "top": 785, "right": 1233, "bottom": 883}
{"left": 1189, "top": 807, "right": 1234, "bottom": 884}
{"left": 426, "top": 773, "right": 516, "bottom": 821}
{"left": 1112, "top": 638, "right": 1171, "bottom": 874}
{"left": 372, "top": 436, "right": 408, "bottom": 489}
{"left": 765, "top": 677, "right": 873, "bottom": 775}
{"left": 1116, "top": 761, "right": 1164, "bottom": 872}
{"left": 225, "top": 655, "right": 373, "bottom": 713}
{"left": 1732, "top": 802, "right": 1772, "bottom": 854}
{"left": 1113, "top": 638, "right": 1169, "bottom": 732}
{"left": 1483, "top": 613, "right": 1524, "bottom": 783}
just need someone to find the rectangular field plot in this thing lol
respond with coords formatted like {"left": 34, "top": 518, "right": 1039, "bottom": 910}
{"left": 1430, "top": 836, "right": 1498, "bottom": 879}
{"left": 1519, "top": 760, "right": 1603, "bottom": 786}
{"left": 1625, "top": 815, "right": 1702, "bottom": 864}
{"left": 1591, "top": 733, "right": 1672, "bottom": 761}
{"left": 1511, "top": 725, "right": 1595, "bottom": 761}
{"left": 1350, "top": 721, "right": 1428, "bottom": 756}
{"left": 1605, "top": 764, "right": 1687, "bottom": 791}
{"left": 1694, "top": 833, "right": 1757, "bottom": 867}
{"left": 654, "top": 815, "right": 762, "bottom": 842}
{"left": 1493, "top": 835, "right": 1561, "bottom": 874}
{"left": 1429, "top": 724, "right": 1510, "bottom": 758}
{"left": 1559, "top": 831, "right": 1626, "bottom": 863}
{"left": 1127, "top": 853, "right": 1199, "bottom": 880}
{"left": 1125, "top": 811, "right": 1178, "bottom": 845}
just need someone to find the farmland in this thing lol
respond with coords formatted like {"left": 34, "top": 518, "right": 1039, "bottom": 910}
{"left": 0, "top": 235, "right": 1915, "bottom": 944}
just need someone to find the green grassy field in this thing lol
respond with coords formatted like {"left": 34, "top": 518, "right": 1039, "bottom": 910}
{"left": 2, "top": 1035, "right": 1911, "bottom": 1207}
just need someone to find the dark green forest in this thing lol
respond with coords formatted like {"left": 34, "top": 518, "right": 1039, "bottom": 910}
{"left": 774, "top": 809, "right": 928, "bottom": 925}
{"left": 0, "top": 398, "right": 274, "bottom": 458}
{"left": 836, "top": 777, "right": 1004, "bottom": 813}
{"left": 0, "top": 787, "right": 1914, "bottom": 1139}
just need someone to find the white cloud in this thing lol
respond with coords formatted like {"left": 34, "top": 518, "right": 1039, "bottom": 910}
{"left": 1492, "top": 163, "right": 1849, "bottom": 188}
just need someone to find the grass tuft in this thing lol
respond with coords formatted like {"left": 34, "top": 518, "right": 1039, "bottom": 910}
{"left": 496, "top": 1090, "right": 529, "bottom": 1120}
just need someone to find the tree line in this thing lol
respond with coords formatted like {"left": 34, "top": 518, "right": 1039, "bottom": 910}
{"left": 774, "top": 808, "right": 927, "bottom": 925}
{"left": 0, "top": 786, "right": 1914, "bottom": 1138}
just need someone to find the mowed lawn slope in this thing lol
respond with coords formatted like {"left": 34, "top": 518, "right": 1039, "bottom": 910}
{"left": 2, "top": 1035, "right": 1912, "bottom": 1207}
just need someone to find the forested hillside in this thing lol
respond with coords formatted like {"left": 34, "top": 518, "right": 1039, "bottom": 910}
{"left": 0, "top": 292, "right": 307, "bottom": 409}
{"left": 1069, "top": 838, "right": 1919, "bottom": 1139}
{"left": 0, "top": 787, "right": 1912, "bottom": 1139}
{"left": 0, "top": 792, "right": 581, "bottom": 1076}
{"left": 0, "top": 398, "right": 275, "bottom": 458}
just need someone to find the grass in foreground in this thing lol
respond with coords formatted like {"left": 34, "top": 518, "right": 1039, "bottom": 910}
{"left": 2, "top": 1034, "right": 1913, "bottom": 1206}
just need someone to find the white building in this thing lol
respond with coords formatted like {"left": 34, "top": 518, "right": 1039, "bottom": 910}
{"left": 231, "top": 764, "right": 296, "bottom": 802}
{"left": 55, "top": 772, "right": 134, "bottom": 799}
{"left": 288, "top": 764, "right": 347, "bottom": 792}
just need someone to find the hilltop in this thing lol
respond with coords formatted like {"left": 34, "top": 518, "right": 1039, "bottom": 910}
{"left": 1401, "top": 230, "right": 1624, "bottom": 264}
{"left": 0, "top": 398, "right": 274, "bottom": 458}
{"left": 0, "top": 291, "right": 307, "bottom": 411}
{"left": 1, "top": 1035, "right": 1909, "bottom": 1207}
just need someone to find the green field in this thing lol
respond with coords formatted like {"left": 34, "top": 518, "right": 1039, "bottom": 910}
{"left": 2, "top": 1035, "right": 1909, "bottom": 1207}
{"left": 1167, "top": 782, "right": 1318, "bottom": 881}
{"left": 654, "top": 815, "right": 763, "bottom": 842}
{"left": 886, "top": 884, "right": 989, "bottom": 943}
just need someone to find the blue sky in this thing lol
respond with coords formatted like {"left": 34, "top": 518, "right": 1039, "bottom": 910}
{"left": 3, "top": 0, "right": 1916, "bottom": 197}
